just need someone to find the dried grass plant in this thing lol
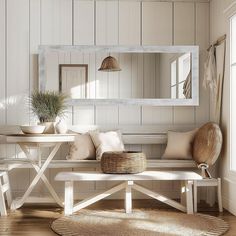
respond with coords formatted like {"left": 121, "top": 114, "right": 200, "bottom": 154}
{"left": 30, "top": 91, "right": 67, "bottom": 123}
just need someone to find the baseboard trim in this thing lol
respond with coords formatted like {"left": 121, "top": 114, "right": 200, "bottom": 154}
{"left": 222, "top": 196, "right": 236, "bottom": 215}
{"left": 222, "top": 177, "right": 236, "bottom": 215}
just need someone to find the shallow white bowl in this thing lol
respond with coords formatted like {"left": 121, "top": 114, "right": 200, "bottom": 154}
{"left": 20, "top": 125, "right": 45, "bottom": 134}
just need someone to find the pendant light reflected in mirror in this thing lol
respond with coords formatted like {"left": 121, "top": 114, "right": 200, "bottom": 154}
{"left": 98, "top": 56, "right": 121, "bottom": 72}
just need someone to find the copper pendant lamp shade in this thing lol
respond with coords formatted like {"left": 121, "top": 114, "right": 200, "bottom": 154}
{"left": 98, "top": 56, "right": 121, "bottom": 72}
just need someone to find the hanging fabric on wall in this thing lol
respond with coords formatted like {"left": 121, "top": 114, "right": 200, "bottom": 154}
{"left": 203, "top": 46, "right": 217, "bottom": 93}
{"left": 183, "top": 72, "right": 192, "bottom": 99}
{"left": 203, "top": 35, "right": 226, "bottom": 124}
{"left": 214, "top": 41, "right": 226, "bottom": 124}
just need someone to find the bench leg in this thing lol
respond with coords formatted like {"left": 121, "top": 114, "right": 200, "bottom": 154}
{"left": 3, "top": 173, "right": 12, "bottom": 208}
{"left": 180, "top": 181, "right": 186, "bottom": 206}
{"left": 65, "top": 181, "right": 74, "bottom": 216}
{"left": 217, "top": 178, "right": 223, "bottom": 212}
{"left": 0, "top": 182, "right": 7, "bottom": 216}
{"left": 185, "top": 180, "right": 193, "bottom": 214}
{"left": 193, "top": 180, "right": 197, "bottom": 213}
{"left": 125, "top": 181, "right": 133, "bottom": 214}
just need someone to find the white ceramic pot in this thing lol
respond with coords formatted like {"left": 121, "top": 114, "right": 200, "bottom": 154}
{"left": 39, "top": 122, "right": 55, "bottom": 134}
{"left": 55, "top": 120, "right": 68, "bottom": 134}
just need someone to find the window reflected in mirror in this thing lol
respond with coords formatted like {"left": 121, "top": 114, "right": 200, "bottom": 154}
{"left": 170, "top": 53, "right": 191, "bottom": 99}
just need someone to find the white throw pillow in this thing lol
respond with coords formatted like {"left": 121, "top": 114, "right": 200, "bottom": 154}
{"left": 89, "top": 130, "right": 125, "bottom": 160}
{"left": 162, "top": 129, "right": 198, "bottom": 160}
{"left": 67, "top": 133, "right": 96, "bottom": 160}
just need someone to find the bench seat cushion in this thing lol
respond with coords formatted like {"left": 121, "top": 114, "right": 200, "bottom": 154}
{"left": 89, "top": 130, "right": 125, "bottom": 160}
{"left": 67, "top": 133, "right": 96, "bottom": 160}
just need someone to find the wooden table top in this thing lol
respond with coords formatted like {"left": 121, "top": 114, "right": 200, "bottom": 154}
{"left": 55, "top": 170, "right": 202, "bottom": 181}
{"left": 5, "top": 133, "right": 76, "bottom": 143}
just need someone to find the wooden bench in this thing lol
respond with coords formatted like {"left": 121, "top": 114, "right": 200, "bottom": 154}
{"left": 55, "top": 170, "right": 202, "bottom": 216}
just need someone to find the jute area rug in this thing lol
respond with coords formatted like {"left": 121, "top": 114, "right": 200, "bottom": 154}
{"left": 51, "top": 209, "right": 229, "bottom": 236}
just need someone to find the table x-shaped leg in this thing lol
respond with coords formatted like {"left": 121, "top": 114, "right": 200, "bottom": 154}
{"left": 11, "top": 143, "right": 63, "bottom": 210}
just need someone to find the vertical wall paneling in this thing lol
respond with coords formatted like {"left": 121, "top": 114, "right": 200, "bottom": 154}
{"left": 30, "top": 0, "right": 41, "bottom": 124}
{"left": 95, "top": 106, "right": 118, "bottom": 125}
{"left": 119, "top": 54, "right": 132, "bottom": 98}
{"left": 195, "top": 3, "right": 210, "bottom": 123}
{"left": 58, "top": 51, "right": 73, "bottom": 126}
{"left": 119, "top": 106, "right": 141, "bottom": 125}
{"left": 45, "top": 52, "right": 59, "bottom": 91}
{"left": 84, "top": 52, "right": 96, "bottom": 99}
{"left": 142, "top": 2, "right": 172, "bottom": 45}
{"left": 95, "top": 52, "right": 108, "bottom": 98}
{"left": 58, "top": 51, "right": 71, "bottom": 65}
{"left": 0, "top": 0, "right": 6, "bottom": 159}
{"left": 108, "top": 53, "right": 119, "bottom": 98}
{"left": 0, "top": 0, "right": 5, "bottom": 125}
{"left": 73, "top": 106, "right": 95, "bottom": 125}
{"left": 9, "top": 169, "right": 30, "bottom": 197}
{"left": 41, "top": 0, "right": 72, "bottom": 45}
{"left": 196, "top": 3, "right": 210, "bottom": 50}
{"left": 173, "top": 2, "right": 195, "bottom": 125}
{"left": 119, "top": 1, "right": 141, "bottom": 45}
{"left": 7, "top": 0, "right": 29, "bottom": 125}
{"left": 73, "top": 0, "right": 94, "bottom": 45}
{"left": 30, "top": 0, "right": 40, "bottom": 54}
{"left": 96, "top": 1, "right": 118, "bottom": 45}
{"left": 174, "top": 2, "right": 195, "bottom": 45}
{"left": 155, "top": 54, "right": 160, "bottom": 98}
{"left": 143, "top": 54, "right": 156, "bottom": 98}
{"left": 142, "top": 144, "right": 162, "bottom": 159}
{"left": 195, "top": 52, "right": 210, "bottom": 123}
{"left": 131, "top": 54, "right": 144, "bottom": 98}
{"left": 142, "top": 107, "right": 173, "bottom": 125}
{"left": 173, "top": 107, "right": 195, "bottom": 125}
{"left": 7, "top": 0, "right": 30, "bottom": 191}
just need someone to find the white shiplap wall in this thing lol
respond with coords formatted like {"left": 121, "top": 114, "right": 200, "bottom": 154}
{"left": 0, "top": 0, "right": 210, "bottom": 199}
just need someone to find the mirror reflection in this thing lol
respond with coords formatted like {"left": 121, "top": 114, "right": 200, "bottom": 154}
{"left": 44, "top": 51, "right": 192, "bottom": 100}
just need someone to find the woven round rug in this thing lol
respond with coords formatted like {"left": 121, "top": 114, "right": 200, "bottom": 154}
{"left": 51, "top": 209, "right": 229, "bottom": 236}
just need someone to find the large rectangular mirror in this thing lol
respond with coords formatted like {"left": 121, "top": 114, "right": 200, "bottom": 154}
{"left": 39, "top": 46, "right": 199, "bottom": 106}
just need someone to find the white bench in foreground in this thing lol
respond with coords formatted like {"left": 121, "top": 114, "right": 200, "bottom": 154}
{"left": 55, "top": 171, "right": 202, "bottom": 216}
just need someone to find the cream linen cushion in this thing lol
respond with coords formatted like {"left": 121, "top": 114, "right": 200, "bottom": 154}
{"left": 89, "top": 130, "right": 125, "bottom": 160}
{"left": 162, "top": 129, "right": 198, "bottom": 160}
{"left": 67, "top": 133, "right": 96, "bottom": 160}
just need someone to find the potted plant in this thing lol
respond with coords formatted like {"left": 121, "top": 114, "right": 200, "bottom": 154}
{"left": 30, "top": 91, "right": 67, "bottom": 134}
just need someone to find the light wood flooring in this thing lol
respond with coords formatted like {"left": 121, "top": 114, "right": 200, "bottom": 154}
{"left": 0, "top": 200, "right": 235, "bottom": 236}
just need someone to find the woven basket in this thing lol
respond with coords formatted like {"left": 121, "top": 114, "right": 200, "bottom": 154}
{"left": 101, "top": 151, "right": 147, "bottom": 174}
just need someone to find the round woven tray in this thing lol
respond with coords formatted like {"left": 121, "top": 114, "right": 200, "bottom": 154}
{"left": 193, "top": 122, "right": 222, "bottom": 165}
{"left": 101, "top": 151, "right": 147, "bottom": 174}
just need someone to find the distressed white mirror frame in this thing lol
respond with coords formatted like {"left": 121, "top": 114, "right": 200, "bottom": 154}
{"left": 38, "top": 45, "right": 199, "bottom": 106}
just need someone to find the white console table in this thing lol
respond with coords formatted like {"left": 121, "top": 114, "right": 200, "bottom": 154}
{"left": 5, "top": 134, "right": 76, "bottom": 210}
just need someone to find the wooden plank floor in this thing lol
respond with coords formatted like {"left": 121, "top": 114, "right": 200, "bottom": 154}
{"left": 0, "top": 200, "right": 235, "bottom": 236}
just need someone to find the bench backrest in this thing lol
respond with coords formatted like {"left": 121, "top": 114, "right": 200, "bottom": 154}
{"left": 0, "top": 124, "right": 198, "bottom": 160}
{"left": 69, "top": 124, "right": 198, "bottom": 158}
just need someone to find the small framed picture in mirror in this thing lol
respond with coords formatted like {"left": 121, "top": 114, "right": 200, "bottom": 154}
{"left": 59, "top": 64, "right": 88, "bottom": 99}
